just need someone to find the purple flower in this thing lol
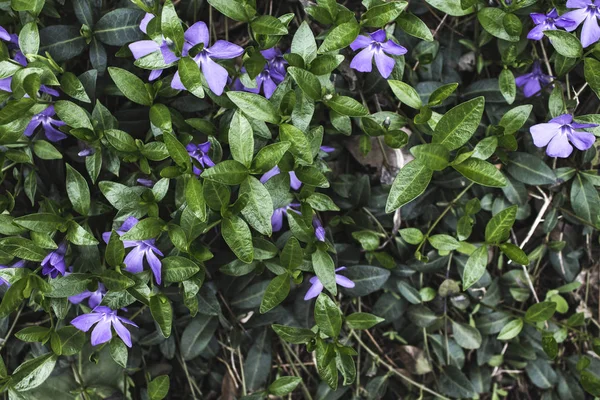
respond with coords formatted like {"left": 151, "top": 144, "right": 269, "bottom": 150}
{"left": 260, "top": 166, "right": 302, "bottom": 190}
{"left": 128, "top": 13, "right": 177, "bottom": 80}
{"left": 103, "top": 217, "right": 164, "bottom": 284}
{"left": 272, "top": 203, "right": 300, "bottom": 232}
{"left": 71, "top": 306, "right": 138, "bottom": 347}
{"left": 530, "top": 114, "right": 598, "bottom": 157}
{"left": 528, "top": 8, "right": 576, "bottom": 40}
{"left": 69, "top": 283, "right": 106, "bottom": 309}
{"left": 171, "top": 21, "right": 244, "bottom": 95}
{"left": 137, "top": 178, "right": 154, "bottom": 187}
{"left": 186, "top": 141, "right": 215, "bottom": 175}
{"left": 515, "top": 61, "right": 553, "bottom": 98}
{"left": 41, "top": 242, "right": 67, "bottom": 278}
{"left": 313, "top": 217, "right": 326, "bottom": 242}
{"left": 24, "top": 105, "right": 67, "bottom": 142}
{"left": 320, "top": 145, "right": 335, "bottom": 154}
{"left": 562, "top": 0, "right": 600, "bottom": 48}
{"left": 0, "top": 260, "right": 26, "bottom": 286}
{"left": 234, "top": 48, "right": 287, "bottom": 99}
{"left": 0, "top": 26, "right": 11, "bottom": 42}
{"left": 304, "top": 267, "right": 355, "bottom": 300}
{"left": 349, "top": 29, "right": 407, "bottom": 78}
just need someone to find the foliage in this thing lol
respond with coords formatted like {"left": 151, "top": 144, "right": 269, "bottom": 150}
{"left": 0, "top": 0, "right": 599, "bottom": 399}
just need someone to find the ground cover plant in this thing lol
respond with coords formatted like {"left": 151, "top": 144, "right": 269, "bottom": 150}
{"left": 0, "top": 0, "right": 599, "bottom": 398}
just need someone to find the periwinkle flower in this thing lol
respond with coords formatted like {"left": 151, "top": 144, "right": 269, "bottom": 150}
{"left": 234, "top": 48, "right": 287, "bottom": 99}
{"left": 349, "top": 29, "right": 407, "bottom": 78}
{"left": 69, "top": 283, "right": 106, "bottom": 309}
{"left": 41, "top": 241, "right": 68, "bottom": 278}
{"left": 515, "top": 61, "right": 552, "bottom": 98}
{"left": 171, "top": 21, "right": 244, "bottom": 95}
{"left": 260, "top": 166, "right": 302, "bottom": 190}
{"left": 527, "top": 8, "right": 576, "bottom": 40}
{"left": 24, "top": 105, "right": 67, "bottom": 142}
{"left": 313, "top": 217, "right": 326, "bottom": 242}
{"left": 304, "top": 267, "right": 355, "bottom": 300}
{"left": 187, "top": 141, "right": 215, "bottom": 175}
{"left": 128, "top": 13, "right": 177, "bottom": 80}
{"left": 0, "top": 26, "right": 10, "bottom": 42}
{"left": 562, "top": 0, "right": 600, "bottom": 47}
{"left": 71, "top": 306, "right": 138, "bottom": 347}
{"left": 103, "top": 217, "right": 164, "bottom": 284}
{"left": 530, "top": 114, "right": 598, "bottom": 157}
{"left": 272, "top": 203, "right": 300, "bottom": 232}
{"left": 136, "top": 178, "right": 154, "bottom": 187}
{"left": 320, "top": 145, "right": 335, "bottom": 154}
{"left": 0, "top": 260, "right": 26, "bottom": 286}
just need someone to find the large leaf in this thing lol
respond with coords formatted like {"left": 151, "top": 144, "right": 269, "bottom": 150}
{"left": 40, "top": 25, "right": 86, "bottom": 62}
{"left": 94, "top": 8, "right": 144, "bottom": 46}
{"left": 432, "top": 97, "right": 485, "bottom": 150}
{"left": 385, "top": 159, "right": 433, "bottom": 212}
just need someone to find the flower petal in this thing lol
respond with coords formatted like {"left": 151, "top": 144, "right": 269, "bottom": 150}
{"left": 549, "top": 114, "right": 573, "bottom": 125}
{"left": 350, "top": 34, "right": 372, "bottom": 51}
{"left": 209, "top": 40, "right": 244, "bottom": 59}
{"left": 129, "top": 40, "right": 160, "bottom": 59}
{"left": 91, "top": 320, "right": 113, "bottom": 346}
{"left": 527, "top": 24, "right": 547, "bottom": 40}
{"left": 580, "top": 14, "right": 600, "bottom": 47}
{"left": 335, "top": 274, "right": 355, "bottom": 288}
{"left": 200, "top": 56, "right": 229, "bottom": 95}
{"left": 569, "top": 130, "right": 596, "bottom": 150}
{"left": 149, "top": 69, "right": 163, "bottom": 81}
{"left": 146, "top": 249, "right": 162, "bottom": 285}
{"left": 271, "top": 208, "right": 284, "bottom": 232}
{"left": 374, "top": 50, "right": 395, "bottom": 79}
{"left": 522, "top": 78, "right": 542, "bottom": 98}
{"left": 171, "top": 71, "right": 185, "bottom": 90}
{"left": 184, "top": 21, "right": 209, "bottom": 49}
{"left": 71, "top": 313, "right": 103, "bottom": 332}
{"left": 43, "top": 123, "right": 68, "bottom": 142}
{"left": 530, "top": 12, "right": 548, "bottom": 24}
{"left": 561, "top": 8, "right": 589, "bottom": 31}
{"left": 530, "top": 123, "right": 561, "bottom": 147}
{"left": 382, "top": 40, "right": 407, "bottom": 56}
{"left": 370, "top": 29, "right": 386, "bottom": 42}
{"left": 69, "top": 291, "right": 92, "bottom": 305}
{"left": 289, "top": 171, "right": 302, "bottom": 190}
{"left": 304, "top": 279, "right": 324, "bottom": 300}
{"left": 24, "top": 119, "right": 42, "bottom": 137}
{"left": 260, "top": 166, "right": 281, "bottom": 184}
{"left": 123, "top": 246, "right": 145, "bottom": 273}
{"left": 546, "top": 133, "right": 573, "bottom": 158}
{"left": 350, "top": 47, "right": 374, "bottom": 73}
{"left": 111, "top": 318, "right": 133, "bottom": 347}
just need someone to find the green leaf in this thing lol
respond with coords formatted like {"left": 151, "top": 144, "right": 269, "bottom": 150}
{"left": 222, "top": 215, "right": 254, "bottom": 263}
{"left": 250, "top": 142, "right": 290, "bottom": 174}
{"left": 180, "top": 315, "right": 218, "bottom": 360}
{"left": 478, "top": 8, "right": 519, "bottom": 42}
{"left": 346, "top": 312, "right": 384, "bottom": 329}
{"left": 498, "top": 105, "right": 532, "bottom": 135}
{"left": 148, "top": 375, "right": 170, "bottom": 400}
{"left": 47, "top": 274, "right": 93, "bottom": 297}
{"left": 66, "top": 164, "right": 90, "bottom": 216}
{"left": 207, "top": 0, "right": 256, "bottom": 22}
{"left": 361, "top": 1, "right": 407, "bottom": 27}
{"left": 52, "top": 326, "right": 86, "bottom": 356}
{"left": 229, "top": 111, "right": 254, "bottom": 168}
{"left": 162, "top": 256, "right": 201, "bottom": 282}
{"left": 149, "top": 103, "right": 172, "bottom": 134}
{"left": 11, "top": 353, "right": 57, "bottom": 391}
{"left": 19, "top": 22, "right": 40, "bottom": 56}
{"left": 396, "top": 12, "right": 434, "bottom": 41}
{"left": 499, "top": 243, "right": 529, "bottom": 265}
{"left": 251, "top": 15, "right": 288, "bottom": 35}
{"left": 279, "top": 123, "right": 313, "bottom": 164}
{"left": 462, "top": 245, "right": 488, "bottom": 290}
{"left": 101, "top": 270, "right": 135, "bottom": 291}
{"left": 542, "top": 335, "right": 558, "bottom": 359}
{"left": 0, "top": 98, "right": 35, "bottom": 125}
{"left": 95, "top": 8, "right": 144, "bottom": 46}
{"left": 287, "top": 67, "right": 321, "bottom": 100}
{"left": 60, "top": 72, "right": 90, "bottom": 103}
{"left": 544, "top": 30, "right": 583, "bottom": 58}
{"left": 11, "top": 0, "right": 44, "bottom": 14}
{"left": 0, "top": 237, "right": 47, "bottom": 261}
{"left": 507, "top": 152, "right": 557, "bottom": 185}
{"left": 428, "top": 83, "right": 459, "bottom": 106}
{"left": 388, "top": 80, "right": 422, "bottom": 109}
{"left": 485, "top": 205, "right": 517, "bottom": 244}
{"left": 571, "top": 174, "right": 600, "bottom": 226}
{"left": 54, "top": 100, "right": 93, "bottom": 130}
{"left": 110, "top": 338, "right": 128, "bottom": 368}
{"left": 428, "top": 234, "right": 460, "bottom": 251}
{"left": 161, "top": 0, "right": 184, "bottom": 52}
{"left": 150, "top": 293, "right": 173, "bottom": 337}
{"left": 272, "top": 324, "right": 315, "bottom": 344}
{"left": 432, "top": 96, "right": 484, "bottom": 150}
{"left": 66, "top": 221, "right": 98, "bottom": 245}
{"left": 240, "top": 176, "right": 273, "bottom": 236}
{"left": 318, "top": 21, "right": 360, "bottom": 54}
{"left": 163, "top": 131, "right": 191, "bottom": 171}
{"left": 385, "top": 159, "right": 433, "bottom": 213}
{"left": 399, "top": 228, "right": 424, "bottom": 245}
{"left": 410, "top": 143, "right": 449, "bottom": 171}
{"left": 178, "top": 57, "right": 205, "bottom": 98}
{"left": 424, "top": 0, "right": 474, "bottom": 16}
{"left": 451, "top": 321, "right": 482, "bottom": 349}
{"left": 453, "top": 158, "right": 507, "bottom": 187}
{"left": 325, "top": 95, "right": 368, "bottom": 116}
{"left": 185, "top": 177, "right": 207, "bottom": 221}
{"left": 260, "top": 274, "right": 290, "bottom": 313}
{"left": 13, "top": 213, "right": 64, "bottom": 233}
{"left": 108, "top": 67, "right": 153, "bottom": 106}
{"left": 227, "top": 91, "right": 279, "bottom": 124}
{"left": 281, "top": 237, "right": 303, "bottom": 270}
{"left": 585, "top": 58, "right": 600, "bottom": 100}
{"left": 201, "top": 160, "right": 248, "bottom": 185}
{"left": 291, "top": 21, "right": 317, "bottom": 64}
{"left": 120, "top": 218, "right": 165, "bottom": 241}
{"left": 39, "top": 25, "right": 86, "bottom": 62}
{"left": 314, "top": 294, "right": 342, "bottom": 337}
{"left": 499, "top": 68, "right": 516, "bottom": 105}
{"left": 312, "top": 249, "right": 337, "bottom": 295}
{"left": 15, "top": 326, "right": 51, "bottom": 342}
{"left": 33, "top": 140, "right": 63, "bottom": 160}
{"left": 497, "top": 318, "right": 523, "bottom": 340}
{"left": 268, "top": 376, "right": 302, "bottom": 396}
{"left": 525, "top": 301, "right": 557, "bottom": 323}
